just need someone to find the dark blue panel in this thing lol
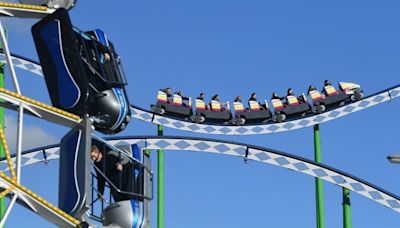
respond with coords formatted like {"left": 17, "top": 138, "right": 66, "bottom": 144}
{"left": 40, "top": 20, "right": 80, "bottom": 109}
{"left": 59, "top": 130, "right": 80, "bottom": 214}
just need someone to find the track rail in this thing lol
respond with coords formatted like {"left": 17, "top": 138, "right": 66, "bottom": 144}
{"left": 6, "top": 135, "right": 400, "bottom": 215}
{"left": 3, "top": 53, "right": 399, "bottom": 135}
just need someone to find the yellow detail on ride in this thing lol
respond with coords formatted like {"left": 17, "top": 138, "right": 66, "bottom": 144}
{"left": 340, "top": 82, "right": 359, "bottom": 91}
{"left": 310, "top": 90, "right": 323, "bottom": 100}
{"left": 0, "top": 88, "right": 80, "bottom": 121}
{"left": 195, "top": 99, "right": 205, "bottom": 109}
{"left": 157, "top": 91, "right": 167, "bottom": 102}
{"left": 0, "top": 186, "right": 15, "bottom": 198}
{"left": 324, "top": 86, "right": 337, "bottom": 96}
{"left": 172, "top": 94, "right": 182, "bottom": 105}
{"left": 287, "top": 96, "right": 299, "bottom": 105}
{"left": 249, "top": 101, "right": 260, "bottom": 111}
{"left": 271, "top": 99, "right": 284, "bottom": 109}
{"left": 0, "top": 2, "right": 48, "bottom": 11}
{"left": 211, "top": 100, "right": 221, "bottom": 111}
{"left": 233, "top": 102, "right": 244, "bottom": 112}
{"left": 0, "top": 127, "right": 16, "bottom": 180}
{"left": 0, "top": 172, "right": 82, "bottom": 226}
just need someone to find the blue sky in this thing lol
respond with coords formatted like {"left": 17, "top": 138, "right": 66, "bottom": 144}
{"left": 3, "top": 0, "right": 400, "bottom": 227}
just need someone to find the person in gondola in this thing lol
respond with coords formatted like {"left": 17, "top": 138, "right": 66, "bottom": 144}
{"left": 175, "top": 91, "right": 189, "bottom": 106}
{"left": 248, "top": 92, "right": 264, "bottom": 110}
{"left": 287, "top": 88, "right": 295, "bottom": 97}
{"left": 249, "top": 93, "right": 257, "bottom": 102}
{"left": 286, "top": 88, "right": 306, "bottom": 103}
{"left": 78, "top": 35, "right": 113, "bottom": 91}
{"left": 95, "top": 41, "right": 111, "bottom": 62}
{"left": 197, "top": 92, "right": 209, "bottom": 110}
{"left": 91, "top": 143, "right": 134, "bottom": 202}
{"left": 322, "top": 80, "right": 333, "bottom": 96}
{"left": 271, "top": 92, "right": 284, "bottom": 100}
{"left": 176, "top": 91, "right": 189, "bottom": 101}
{"left": 324, "top": 79, "right": 332, "bottom": 86}
{"left": 211, "top": 94, "right": 220, "bottom": 102}
{"left": 308, "top": 85, "right": 317, "bottom": 94}
{"left": 210, "top": 94, "right": 226, "bottom": 111}
{"left": 271, "top": 92, "right": 286, "bottom": 107}
{"left": 234, "top": 96, "right": 242, "bottom": 103}
{"left": 285, "top": 88, "right": 295, "bottom": 105}
{"left": 92, "top": 38, "right": 120, "bottom": 90}
{"left": 161, "top": 87, "right": 173, "bottom": 103}
{"left": 197, "top": 93, "right": 205, "bottom": 101}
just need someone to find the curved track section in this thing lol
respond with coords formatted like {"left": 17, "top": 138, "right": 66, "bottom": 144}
{"left": 132, "top": 86, "right": 400, "bottom": 134}
{"left": 3, "top": 53, "right": 400, "bottom": 135}
{"left": 6, "top": 135, "right": 400, "bottom": 214}
{"left": 0, "top": 53, "right": 43, "bottom": 77}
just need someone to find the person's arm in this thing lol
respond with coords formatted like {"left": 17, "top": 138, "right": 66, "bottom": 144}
{"left": 96, "top": 41, "right": 110, "bottom": 54}
{"left": 95, "top": 41, "right": 111, "bottom": 61}
{"left": 94, "top": 165, "right": 106, "bottom": 198}
{"left": 108, "top": 150, "right": 130, "bottom": 165}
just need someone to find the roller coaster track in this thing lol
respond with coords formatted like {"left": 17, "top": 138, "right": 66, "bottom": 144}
{"left": 2, "top": 52, "right": 400, "bottom": 135}
{"left": 4, "top": 135, "right": 400, "bottom": 216}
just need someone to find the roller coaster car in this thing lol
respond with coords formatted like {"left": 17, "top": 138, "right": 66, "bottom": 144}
{"left": 271, "top": 94, "right": 311, "bottom": 122}
{"left": 310, "top": 82, "right": 364, "bottom": 114}
{"left": 150, "top": 91, "right": 193, "bottom": 118}
{"left": 193, "top": 99, "right": 232, "bottom": 124}
{"left": 32, "top": 9, "right": 131, "bottom": 134}
{"left": 233, "top": 100, "right": 272, "bottom": 125}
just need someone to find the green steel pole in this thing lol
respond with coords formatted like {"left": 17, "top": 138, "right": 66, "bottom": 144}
{"left": 343, "top": 188, "right": 352, "bottom": 228}
{"left": 157, "top": 125, "right": 164, "bottom": 228}
{"left": 314, "top": 124, "right": 325, "bottom": 228}
{"left": 0, "top": 29, "right": 6, "bottom": 224}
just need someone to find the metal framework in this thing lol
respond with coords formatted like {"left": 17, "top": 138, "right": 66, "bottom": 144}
{"left": 0, "top": 4, "right": 82, "bottom": 225}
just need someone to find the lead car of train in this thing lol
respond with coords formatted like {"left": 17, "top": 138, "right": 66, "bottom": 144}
{"left": 151, "top": 82, "right": 364, "bottom": 125}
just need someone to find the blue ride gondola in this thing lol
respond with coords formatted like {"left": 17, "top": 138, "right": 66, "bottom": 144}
{"left": 31, "top": 8, "right": 131, "bottom": 134}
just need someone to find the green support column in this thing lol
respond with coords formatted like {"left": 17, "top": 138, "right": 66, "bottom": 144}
{"left": 343, "top": 188, "right": 352, "bottom": 228}
{"left": 157, "top": 125, "right": 164, "bottom": 228}
{"left": 314, "top": 124, "right": 325, "bottom": 228}
{"left": 0, "top": 30, "right": 6, "bottom": 224}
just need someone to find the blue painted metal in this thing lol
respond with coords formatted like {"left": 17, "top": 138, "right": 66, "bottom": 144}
{"left": 40, "top": 20, "right": 80, "bottom": 109}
